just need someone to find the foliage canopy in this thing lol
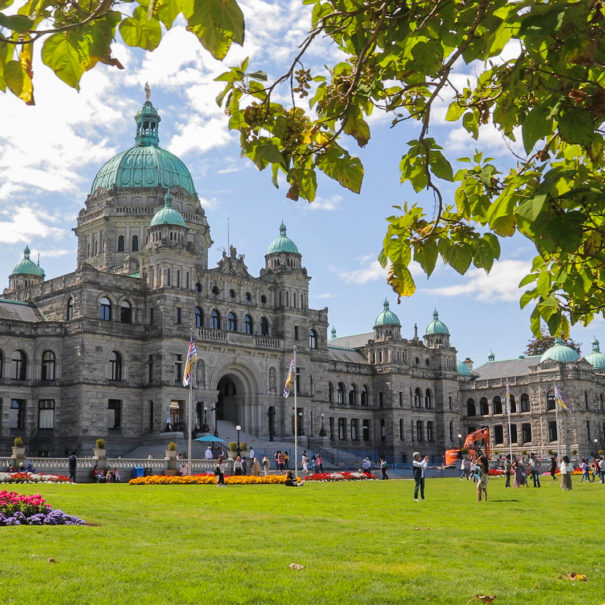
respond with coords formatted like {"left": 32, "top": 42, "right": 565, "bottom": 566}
{"left": 3, "top": 0, "right": 605, "bottom": 338}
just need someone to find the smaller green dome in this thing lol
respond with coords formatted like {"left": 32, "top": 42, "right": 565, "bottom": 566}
{"left": 12, "top": 246, "right": 45, "bottom": 277}
{"left": 374, "top": 299, "right": 401, "bottom": 327}
{"left": 540, "top": 337, "right": 580, "bottom": 363}
{"left": 267, "top": 222, "right": 299, "bottom": 254}
{"left": 150, "top": 191, "right": 186, "bottom": 227}
{"left": 457, "top": 360, "right": 471, "bottom": 376}
{"left": 584, "top": 338, "right": 605, "bottom": 369}
{"left": 425, "top": 309, "right": 449, "bottom": 336}
{"left": 488, "top": 351, "right": 495, "bottom": 362}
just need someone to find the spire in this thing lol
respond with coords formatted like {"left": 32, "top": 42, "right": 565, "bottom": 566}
{"left": 280, "top": 222, "right": 287, "bottom": 237}
{"left": 164, "top": 189, "right": 174, "bottom": 208}
{"left": 488, "top": 351, "right": 495, "bottom": 362}
{"left": 433, "top": 308, "right": 439, "bottom": 320}
{"left": 592, "top": 337, "right": 600, "bottom": 352}
{"left": 135, "top": 90, "right": 161, "bottom": 147}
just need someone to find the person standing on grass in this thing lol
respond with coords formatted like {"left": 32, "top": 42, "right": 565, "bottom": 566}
{"left": 549, "top": 454, "right": 558, "bottom": 481}
{"left": 529, "top": 453, "right": 541, "bottom": 487}
{"left": 413, "top": 452, "right": 429, "bottom": 501}
{"left": 504, "top": 455, "right": 512, "bottom": 488}
{"left": 68, "top": 452, "right": 77, "bottom": 483}
{"left": 261, "top": 455, "right": 270, "bottom": 476}
{"left": 559, "top": 455, "right": 573, "bottom": 490}
{"left": 215, "top": 457, "right": 225, "bottom": 486}
{"left": 580, "top": 458, "right": 593, "bottom": 483}
{"left": 459, "top": 458, "right": 466, "bottom": 480}
{"left": 476, "top": 454, "right": 489, "bottom": 502}
{"left": 301, "top": 451, "right": 309, "bottom": 473}
{"left": 284, "top": 450, "right": 290, "bottom": 470}
{"left": 380, "top": 457, "right": 389, "bottom": 480}
{"left": 317, "top": 454, "right": 324, "bottom": 473}
{"left": 599, "top": 457, "right": 605, "bottom": 484}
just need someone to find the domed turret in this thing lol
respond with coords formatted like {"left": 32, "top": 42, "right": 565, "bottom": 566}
{"left": 584, "top": 338, "right": 605, "bottom": 369}
{"left": 424, "top": 309, "right": 450, "bottom": 348}
{"left": 150, "top": 191, "right": 186, "bottom": 227}
{"left": 374, "top": 299, "right": 400, "bottom": 327}
{"left": 7, "top": 246, "right": 45, "bottom": 292}
{"left": 267, "top": 222, "right": 299, "bottom": 254}
{"left": 90, "top": 96, "right": 196, "bottom": 196}
{"left": 457, "top": 360, "right": 472, "bottom": 376}
{"left": 540, "top": 337, "right": 580, "bottom": 363}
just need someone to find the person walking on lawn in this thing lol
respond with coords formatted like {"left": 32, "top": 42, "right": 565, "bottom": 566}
{"left": 413, "top": 452, "right": 429, "bottom": 501}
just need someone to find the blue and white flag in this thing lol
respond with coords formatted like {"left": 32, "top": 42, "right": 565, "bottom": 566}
{"left": 283, "top": 355, "right": 295, "bottom": 398}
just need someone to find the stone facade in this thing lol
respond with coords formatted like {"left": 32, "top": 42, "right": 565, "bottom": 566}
{"left": 1, "top": 97, "right": 604, "bottom": 461}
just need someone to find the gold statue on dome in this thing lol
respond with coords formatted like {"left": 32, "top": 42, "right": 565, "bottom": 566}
{"left": 145, "top": 82, "right": 151, "bottom": 101}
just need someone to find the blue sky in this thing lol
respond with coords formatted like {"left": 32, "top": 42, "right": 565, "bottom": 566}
{"left": 0, "top": 0, "right": 602, "bottom": 366}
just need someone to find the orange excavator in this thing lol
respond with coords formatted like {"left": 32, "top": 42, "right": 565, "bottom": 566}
{"left": 445, "top": 427, "right": 490, "bottom": 466}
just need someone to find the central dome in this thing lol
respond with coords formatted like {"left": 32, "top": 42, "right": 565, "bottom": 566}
{"left": 90, "top": 99, "right": 196, "bottom": 196}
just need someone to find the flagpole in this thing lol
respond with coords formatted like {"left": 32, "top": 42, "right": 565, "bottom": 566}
{"left": 293, "top": 346, "right": 298, "bottom": 482}
{"left": 187, "top": 374, "right": 193, "bottom": 475}
{"left": 554, "top": 383, "right": 561, "bottom": 461}
{"left": 506, "top": 378, "right": 513, "bottom": 463}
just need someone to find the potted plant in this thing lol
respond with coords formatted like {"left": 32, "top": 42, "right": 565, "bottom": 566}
{"left": 165, "top": 441, "right": 178, "bottom": 470}
{"left": 599, "top": 449, "right": 604, "bottom": 457}
{"left": 12, "top": 437, "right": 25, "bottom": 460}
{"left": 228, "top": 442, "right": 239, "bottom": 459}
{"left": 93, "top": 438, "right": 106, "bottom": 459}
{"left": 240, "top": 441, "right": 249, "bottom": 457}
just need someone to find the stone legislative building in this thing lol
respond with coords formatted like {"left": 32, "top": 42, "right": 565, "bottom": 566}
{"left": 1, "top": 96, "right": 604, "bottom": 460}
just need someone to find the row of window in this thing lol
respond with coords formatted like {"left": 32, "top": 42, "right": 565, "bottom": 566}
{"left": 467, "top": 394, "right": 531, "bottom": 417}
{"left": 0, "top": 350, "right": 56, "bottom": 381}
{"left": 328, "top": 383, "right": 370, "bottom": 406}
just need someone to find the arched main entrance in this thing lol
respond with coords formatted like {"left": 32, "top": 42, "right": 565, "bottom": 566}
{"left": 216, "top": 375, "right": 242, "bottom": 424}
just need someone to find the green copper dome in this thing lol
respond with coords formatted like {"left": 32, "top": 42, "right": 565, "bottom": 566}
{"left": 267, "top": 222, "right": 299, "bottom": 254}
{"left": 425, "top": 309, "right": 449, "bottom": 336}
{"left": 457, "top": 360, "right": 471, "bottom": 376}
{"left": 584, "top": 338, "right": 605, "bottom": 369}
{"left": 12, "top": 246, "right": 45, "bottom": 277}
{"left": 540, "top": 337, "right": 580, "bottom": 363}
{"left": 90, "top": 99, "right": 196, "bottom": 196}
{"left": 374, "top": 299, "right": 401, "bottom": 327}
{"left": 150, "top": 192, "right": 186, "bottom": 227}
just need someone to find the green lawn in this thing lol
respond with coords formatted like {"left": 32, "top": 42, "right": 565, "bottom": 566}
{"left": 1, "top": 476, "right": 603, "bottom": 604}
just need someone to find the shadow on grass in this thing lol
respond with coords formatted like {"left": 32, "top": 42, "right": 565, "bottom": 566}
{"left": 490, "top": 499, "right": 521, "bottom": 502}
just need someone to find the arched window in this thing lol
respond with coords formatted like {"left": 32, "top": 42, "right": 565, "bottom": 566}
{"left": 118, "top": 235, "right": 125, "bottom": 252}
{"left": 425, "top": 389, "right": 432, "bottom": 409}
{"left": 41, "top": 350, "right": 56, "bottom": 380}
{"left": 416, "top": 420, "right": 423, "bottom": 441}
{"left": 120, "top": 300, "right": 132, "bottom": 324}
{"left": 210, "top": 309, "right": 221, "bottom": 330}
{"left": 260, "top": 317, "right": 269, "bottom": 336}
{"left": 509, "top": 394, "right": 516, "bottom": 413}
{"left": 309, "top": 329, "right": 318, "bottom": 349}
{"left": 328, "top": 382, "right": 334, "bottom": 403}
{"left": 13, "top": 350, "right": 26, "bottom": 380}
{"left": 349, "top": 384, "right": 357, "bottom": 405}
{"left": 337, "top": 382, "right": 345, "bottom": 404}
{"left": 66, "top": 297, "right": 74, "bottom": 320}
{"left": 195, "top": 307, "right": 203, "bottom": 327}
{"left": 480, "top": 397, "right": 489, "bottom": 415}
{"left": 109, "top": 351, "right": 122, "bottom": 381}
{"left": 520, "top": 393, "right": 530, "bottom": 412}
{"left": 493, "top": 396, "right": 502, "bottom": 414}
{"left": 227, "top": 312, "right": 237, "bottom": 332}
{"left": 361, "top": 385, "right": 368, "bottom": 406}
{"left": 132, "top": 235, "right": 139, "bottom": 251}
{"left": 99, "top": 297, "right": 112, "bottom": 321}
{"left": 414, "top": 388, "right": 422, "bottom": 408}
{"left": 244, "top": 314, "right": 253, "bottom": 334}
{"left": 467, "top": 398, "right": 476, "bottom": 417}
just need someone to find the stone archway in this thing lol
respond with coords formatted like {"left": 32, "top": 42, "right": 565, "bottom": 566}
{"left": 217, "top": 375, "right": 242, "bottom": 423}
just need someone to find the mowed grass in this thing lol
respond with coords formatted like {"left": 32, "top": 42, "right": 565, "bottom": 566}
{"left": 1, "top": 476, "right": 604, "bottom": 605}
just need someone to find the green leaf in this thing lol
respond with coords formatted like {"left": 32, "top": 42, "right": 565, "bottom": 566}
{"left": 445, "top": 101, "right": 465, "bottom": 122}
{"left": 317, "top": 146, "right": 363, "bottom": 194}
{"left": 445, "top": 243, "right": 473, "bottom": 274}
{"left": 558, "top": 109, "right": 594, "bottom": 147}
{"left": 428, "top": 150, "right": 453, "bottom": 182}
{"left": 522, "top": 103, "right": 552, "bottom": 154}
{"left": 41, "top": 33, "right": 84, "bottom": 89}
{"left": 414, "top": 241, "right": 438, "bottom": 276}
{"left": 119, "top": 7, "right": 162, "bottom": 51}
{"left": 0, "top": 13, "right": 33, "bottom": 33}
{"left": 4, "top": 59, "right": 34, "bottom": 104}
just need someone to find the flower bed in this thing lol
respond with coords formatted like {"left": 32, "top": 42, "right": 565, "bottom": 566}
{"left": 302, "top": 471, "right": 376, "bottom": 482}
{"left": 0, "top": 490, "right": 86, "bottom": 526}
{"left": 0, "top": 472, "right": 72, "bottom": 484}
{"left": 129, "top": 473, "right": 289, "bottom": 485}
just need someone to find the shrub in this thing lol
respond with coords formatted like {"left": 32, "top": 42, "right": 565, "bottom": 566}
{"left": 240, "top": 442, "right": 248, "bottom": 451}
{"left": 95, "top": 439, "right": 105, "bottom": 449}
{"left": 13, "top": 437, "right": 24, "bottom": 448}
{"left": 572, "top": 449, "right": 578, "bottom": 455}
{"left": 229, "top": 442, "right": 238, "bottom": 451}
{"left": 167, "top": 442, "right": 177, "bottom": 451}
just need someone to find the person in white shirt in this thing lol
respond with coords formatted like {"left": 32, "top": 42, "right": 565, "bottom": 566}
{"left": 412, "top": 452, "right": 429, "bottom": 501}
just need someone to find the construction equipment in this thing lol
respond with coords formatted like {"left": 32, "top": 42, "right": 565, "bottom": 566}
{"left": 445, "top": 427, "right": 490, "bottom": 466}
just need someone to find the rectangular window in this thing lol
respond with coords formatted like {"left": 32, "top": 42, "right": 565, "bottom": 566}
{"left": 38, "top": 399, "right": 55, "bottom": 429}
{"left": 380, "top": 418, "right": 386, "bottom": 441}
{"left": 378, "top": 392, "right": 384, "bottom": 408}
{"left": 448, "top": 396, "right": 452, "bottom": 410}
{"left": 522, "top": 423, "right": 532, "bottom": 443}
{"left": 9, "top": 399, "right": 25, "bottom": 429}
{"left": 108, "top": 399, "right": 121, "bottom": 430}
{"left": 148, "top": 355, "right": 153, "bottom": 383}
{"left": 149, "top": 307, "right": 154, "bottom": 325}
{"left": 338, "top": 418, "right": 346, "bottom": 440}
{"left": 546, "top": 393, "right": 555, "bottom": 410}
{"left": 416, "top": 420, "right": 423, "bottom": 442}
{"left": 427, "top": 421, "right": 434, "bottom": 442}
{"left": 399, "top": 392, "right": 403, "bottom": 407}
{"left": 174, "top": 354, "right": 183, "bottom": 384}
{"left": 400, "top": 418, "right": 405, "bottom": 441}
{"left": 586, "top": 420, "right": 591, "bottom": 441}
{"left": 175, "top": 307, "right": 182, "bottom": 324}
{"left": 296, "top": 368, "right": 302, "bottom": 395}
{"left": 362, "top": 419, "right": 370, "bottom": 442}
{"left": 510, "top": 424, "right": 518, "bottom": 443}
{"left": 329, "top": 417, "right": 335, "bottom": 440}
{"left": 548, "top": 420, "right": 558, "bottom": 442}
{"left": 294, "top": 326, "right": 299, "bottom": 340}
{"left": 494, "top": 425, "right": 503, "bottom": 444}
{"left": 176, "top": 270, "right": 181, "bottom": 288}
{"left": 149, "top": 400, "right": 154, "bottom": 432}
{"left": 351, "top": 419, "right": 358, "bottom": 441}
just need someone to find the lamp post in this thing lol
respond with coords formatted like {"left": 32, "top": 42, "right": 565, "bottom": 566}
{"left": 319, "top": 413, "right": 326, "bottom": 437}
{"left": 211, "top": 407, "right": 218, "bottom": 437}
{"left": 595, "top": 438, "right": 599, "bottom": 457}
{"left": 457, "top": 433, "right": 463, "bottom": 460}
{"left": 236, "top": 424, "right": 242, "bottom": 456}
{"left": 201, "top": 406, "right": 209, "bottom": 433}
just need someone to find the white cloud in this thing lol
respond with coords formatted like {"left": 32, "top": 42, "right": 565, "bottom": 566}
{"left": 339, "top": 259, "right": 386, "bottom": 284}
{"left": 307, "top": 195, "right": 342, "bottom": 212}
{"left": 314, "top": 293, "right": 335, "bottom": 299}
{"left": 421, "top": 259, "right": 531, "bottom": 302}
{"left": 0, "top": 207, "right": 66, "bottom": 244}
